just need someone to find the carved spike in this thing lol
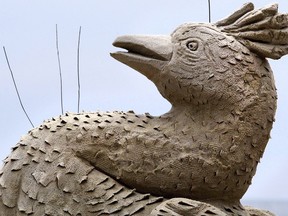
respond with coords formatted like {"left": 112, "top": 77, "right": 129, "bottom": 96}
{"left": 225, "top": 3, "right": 278, "bottom": 29}
{"left": 78, "top": 175, "right": 88, "bottom": 184}
{"left": 229, "top": 14, "right": 288, "bottom": 32}
{"left": 233, "top": 9, "right": 268, "bottom": 28}
{"left": 233, "top": 28, "right": 288, "bottom": 45}
{"left": 216, "top": 3, "right": 254, "bottom": 27}
{"left": 10, "top": 161, "right": 23, "bottom": 171}
{"left": 240, "top": 39, "right": 288, "bottom": 59}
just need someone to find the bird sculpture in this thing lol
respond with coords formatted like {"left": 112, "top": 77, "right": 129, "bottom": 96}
{"left": 0, "top": 2, "right": 287, "bottom": 216}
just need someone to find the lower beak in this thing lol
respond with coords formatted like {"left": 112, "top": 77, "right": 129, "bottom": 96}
{"left": 110, "top": 35, "right": 172, "bottom": 80}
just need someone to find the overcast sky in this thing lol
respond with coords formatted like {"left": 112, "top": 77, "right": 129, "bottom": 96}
{"left": 1, "top": 0, "right": 287, "bottom": 206}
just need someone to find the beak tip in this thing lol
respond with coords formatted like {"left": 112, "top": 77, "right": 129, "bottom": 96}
{"left": 112, "top": 40, "right": 118, "bottom": 47}
{"left": 110, "top": 52, "right": 120, "bottom": 60}
{"left": 112, "top": 35, "right": 131, "bottom": 48}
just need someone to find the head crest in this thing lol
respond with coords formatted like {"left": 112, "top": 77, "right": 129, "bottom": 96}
{"left": 215, "top": 2, "right": 288, "bottom": 59}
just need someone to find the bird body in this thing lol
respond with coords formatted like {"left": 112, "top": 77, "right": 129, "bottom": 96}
{"left": 0, "top": 111, "right": 166, "bottom": 215}
{"left": 0, "top": 2, "right": 287, "bottom": 215}
{"left": 111, "top": 23, "right": 277, "bottom": 205}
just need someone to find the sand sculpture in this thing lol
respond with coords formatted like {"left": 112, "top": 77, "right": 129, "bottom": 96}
{"left": 0, "top": 2, "right": 287, "bottom": 215}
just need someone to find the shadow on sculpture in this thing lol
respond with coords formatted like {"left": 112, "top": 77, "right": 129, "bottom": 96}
{"left": 0, "top": 2, "right": 287, "bottom": 215}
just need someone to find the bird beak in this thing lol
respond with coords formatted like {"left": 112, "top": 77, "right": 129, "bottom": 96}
{"left": 111, "top": 35, "right": 172, "bottom": 80}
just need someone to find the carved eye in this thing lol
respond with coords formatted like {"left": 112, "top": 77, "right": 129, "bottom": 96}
{"left": 186, "top": 41, "right": 199, "bottom": 51}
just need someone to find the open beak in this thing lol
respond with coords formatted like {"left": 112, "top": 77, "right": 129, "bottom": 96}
{"left": 110, "top": 35, "right": 172, "bottom": 80}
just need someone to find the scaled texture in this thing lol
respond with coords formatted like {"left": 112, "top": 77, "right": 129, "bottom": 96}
{"left": 1, "top": 2, "right": 287, "bottom": 215}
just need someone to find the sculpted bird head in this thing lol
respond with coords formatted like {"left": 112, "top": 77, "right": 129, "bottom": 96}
{"left": 111, "top": 3, "right": 287, "bottom": 110}
{"left": 111, "top": 24, "right": 241, "bottom": 108}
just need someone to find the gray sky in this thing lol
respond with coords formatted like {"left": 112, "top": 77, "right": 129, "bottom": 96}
{"left": 1, "top": 0, "right": 287, "bottom": 204}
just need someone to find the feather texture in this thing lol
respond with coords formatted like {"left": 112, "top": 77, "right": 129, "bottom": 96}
{"left": 0, "top": 2, "right": 286, "bottom": 216}
{"left": 216, "top": 3, "right": 288, "bottom": 59}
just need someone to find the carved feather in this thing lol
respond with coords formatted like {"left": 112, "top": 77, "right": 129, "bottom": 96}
{"left": 216, "top": 2, "right": 288, "bottom": 59}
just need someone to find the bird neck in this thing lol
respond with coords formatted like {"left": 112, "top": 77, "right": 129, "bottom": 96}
{"left": 163, "top": 103, "right": 234, "bottom": 126}
{"left": 161, "top": 96, "right": 274, "bottom": 158}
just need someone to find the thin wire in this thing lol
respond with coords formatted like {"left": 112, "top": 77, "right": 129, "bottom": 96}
{"left": 3, "top": 46, "right": 35, "bottom": 128}
{"left": 208, "top": 0, "right": 211, "bottom": 23}
{"left": 77, "top": 26, "right": 82, "bottom": 113}
{"left": 56, "top": 24, "right": 64, "bottom": 115}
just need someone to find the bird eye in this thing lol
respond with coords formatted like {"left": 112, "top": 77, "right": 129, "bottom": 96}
{"left": 186, "top": 41, "right": 199, "bottom": 51}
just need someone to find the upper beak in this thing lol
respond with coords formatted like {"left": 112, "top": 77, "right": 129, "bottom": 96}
{"left": 110, "top": 35, "right": 172, "bottom": 80}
